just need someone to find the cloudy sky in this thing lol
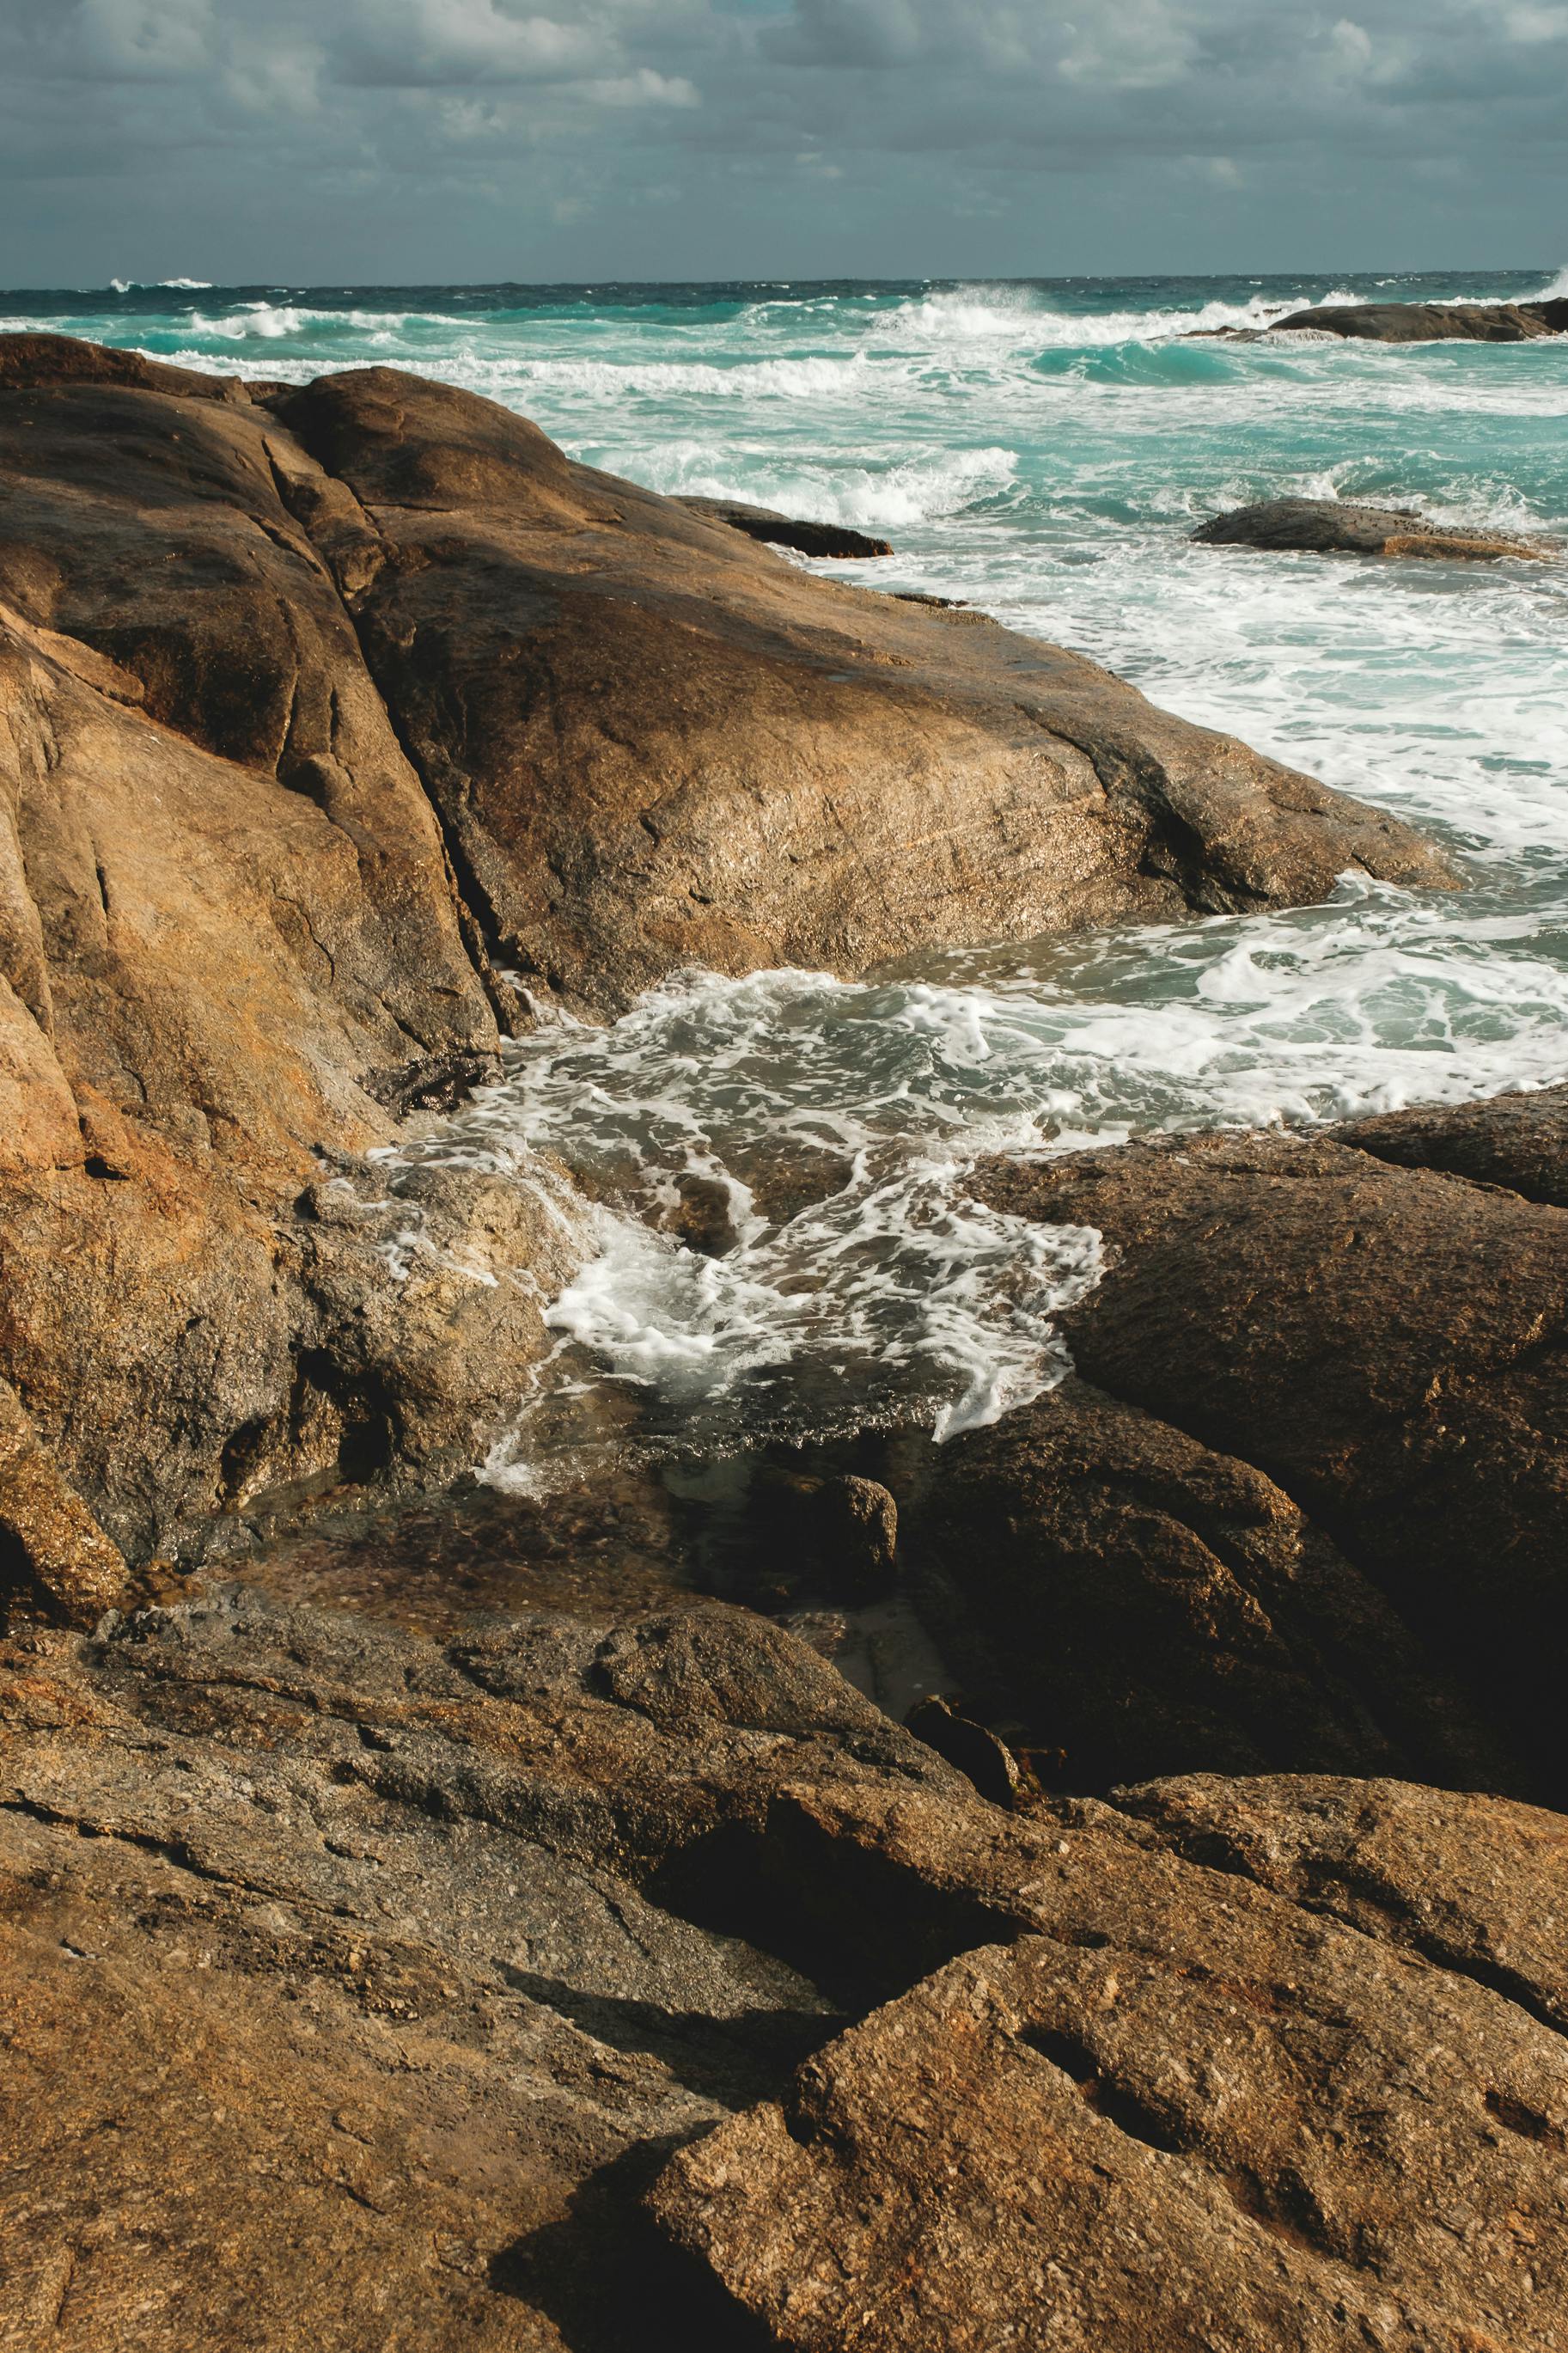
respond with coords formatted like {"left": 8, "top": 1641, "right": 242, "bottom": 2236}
{"left": 1, "top": 0, "right": 1563, "bottom": 286}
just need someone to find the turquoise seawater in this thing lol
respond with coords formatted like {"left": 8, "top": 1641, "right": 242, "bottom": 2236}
{"left": 12, "top": 273, "right": 1568, "bottom": 1462}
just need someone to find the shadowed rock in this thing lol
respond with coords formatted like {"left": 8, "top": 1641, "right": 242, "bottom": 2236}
{"left": 1194, "top": 495, "right": 1556, "bottom": 563}
{"left": 916, "top": 1372, "right": 1516, "bottom": 1794}
{"left": 678, "top": 495, "right": 894, "bottom": 559}
{"left": 971, "top": 1117, "right": 1568, "bottom": 1797}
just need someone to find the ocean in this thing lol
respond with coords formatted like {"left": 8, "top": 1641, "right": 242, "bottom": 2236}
{"left": 12, "top": 270, "right": 1568, "bottom": 1476}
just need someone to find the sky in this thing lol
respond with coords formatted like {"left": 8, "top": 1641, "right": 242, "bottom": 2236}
{"left": 0, "top": 0, "right": 1563, "bottom": 286}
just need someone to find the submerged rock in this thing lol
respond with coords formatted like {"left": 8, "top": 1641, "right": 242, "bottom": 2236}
{"left": 1193, "top": 495, "right": 1556, "bottom": 562}
{"left": 5, "top": 1589, "right": 1568, "bottom": 2350}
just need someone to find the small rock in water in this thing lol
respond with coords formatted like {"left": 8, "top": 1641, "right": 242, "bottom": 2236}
{"left": 1193, "top": 496, "right": 1555, "bottom": 563}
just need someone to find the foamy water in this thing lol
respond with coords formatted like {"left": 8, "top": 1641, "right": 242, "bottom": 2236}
{"left": 13, "top": 272, "right": 1567, "bottom": 1476}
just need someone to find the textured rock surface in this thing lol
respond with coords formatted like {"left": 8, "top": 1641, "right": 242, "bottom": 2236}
{"left": 1339, "top": 1081, "right": 1568, "bottom": 1208}
{"left": 1194, "top": 495, "right": 1555, "bottom": 562}
{"left": 5, "top": 1591, "right": 1568, "bottom": 2351}
{"left": 917, "top": 1372, "right": 1515, "bottom": 1793}
{"left": 1270, "top": 297, "right": 1568, "bottom": 341}
{"left": 265, "top": 363, "right": 1449, "bottom": 1011}
{"left": 973, "top": 1121, "right": 1568, "bottom": 1794}
{"left": 0, "top": 1376, "right": 128, "bottom": 1623}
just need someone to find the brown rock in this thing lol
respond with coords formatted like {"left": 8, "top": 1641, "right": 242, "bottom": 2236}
{"left": 1111, "top": 1770, "right": 1568, "bottom": 2029}
{"left": 1269, "top": 298, "right": 1568, "bottom": 342}
{"left": 1194, "top": 495, "right": 1556, "bottom": 562}
{"left": 0, "top": 1377, "right": 128, "bottom": 1623}
{"left": 266, "top": 363, "right": 1450, "bottom": 1012}
{"left": 974, "top": 1124, "right": 1568, "bottom": 1794}
{"left": 0, "top": 334, "right": 1456, "bottom": 1564}
{"left": 9, "top": 1590, "right": 1568, "bottom": 2350}
{"left": 918, "top": 1372, "right": 1513, "bottom": 1792}
{"left": 1338, "top": 1080, "right": 1568, "bottom": 1207}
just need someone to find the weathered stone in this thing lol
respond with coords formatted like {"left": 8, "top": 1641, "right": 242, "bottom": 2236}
{"left": 266, "top": 364, "right": 1451, "bottom": 1014}
{"left": 973, "top": 1123, "right": 1568, "bottom": 1795}
{"left": 1338, "top": 1080, "right": 1568, "bottom": 1207}
{"left": 1110, "top": 1769, "right": 1568, "bottom": 2030}
{"left": 0, "top": 1377, "right": 128, "bottom": 1624}
{"left": 0, "top": 334, "right": 1457, "bottom": 1564}
{"left": 7, "top": 1591, "right": 1568, "bottom": 2350}
{"left": 916, "top": 1372, "right": 1513, "bottom": 1792}
{"left": 1269, "top": 298, "right": 1568, "bottom": 341}
{"left": 1194, "top": 495, "right": 1556, "bottom": 562}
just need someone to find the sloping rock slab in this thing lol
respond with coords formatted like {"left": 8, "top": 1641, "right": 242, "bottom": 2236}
{"left": 678, "top": 495, "right": 894, "bottom": 559}
{"left": 7, "top": 1592, "right": 1568, "bottom": 2350}
{"left": 653, "top": 1768, "right": 1568, "bottom": 2353}
{"left": 1193, "top": 496, "right": 1555, "bottom": 562}
{"left": 1270, "top": 298, "right": 1568, "bottom": 341}
{"left": 1338, "top": 1081, "right": 1568, "bottom": 1208}
{"left": 973, "top": 1123, "right": 1568, "bottom": 1796}
{"left": 264, "top": 363, "right": 1452, "bottom": 1010}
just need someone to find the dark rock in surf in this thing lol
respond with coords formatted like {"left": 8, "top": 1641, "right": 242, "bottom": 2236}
{"left": 1266, "top": 297, "right": 1568, "bottom": 343}
{"left": 1338, "top": 1080, "right": 1568, "bottom": 1207}
{"left": 1193, "top": 496, "right": 1556, "bottom": 563}
{"left": 678, "top": 493, "right": 894, "bottom": 559}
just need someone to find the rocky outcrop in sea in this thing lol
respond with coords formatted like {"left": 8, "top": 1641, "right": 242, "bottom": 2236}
{"left": 3, "top": 331, "right": 1567, "bottom": 2350}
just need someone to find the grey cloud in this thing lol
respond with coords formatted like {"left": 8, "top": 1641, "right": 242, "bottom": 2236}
{"left": 0, "top": 0, "right": 1561, "bottom": 284}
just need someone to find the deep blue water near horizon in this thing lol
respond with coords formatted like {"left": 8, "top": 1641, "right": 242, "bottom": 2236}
{"left": 11, "top": 269, "right": 1568, "bottom": 1468}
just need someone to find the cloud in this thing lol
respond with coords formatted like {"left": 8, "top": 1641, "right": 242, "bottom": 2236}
{"left": 0, "top": 0, "right": 1562, "bottom": 281}
{"left": 336, "top": 1, "right": 606, "bottom": 88}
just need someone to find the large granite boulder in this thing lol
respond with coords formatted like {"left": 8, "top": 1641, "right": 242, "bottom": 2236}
{"left": 4, "top": 1589, "right": 1568, "bottom": 2350}
{"left": 1193, "top": 495, "right": 1555, "bottom": 562}
{"left": 916, "top": 1372, "right": 1515, "bottom": 1794}
{"left": 963, "top": 1109, "right": 1568, "bottom": 1797}
{"left": 262, "top": 362, "right": 1449, "bottom": 1011}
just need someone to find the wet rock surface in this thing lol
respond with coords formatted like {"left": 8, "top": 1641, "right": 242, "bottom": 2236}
{"left": 1268, "top": 296, "right": 1568, "bottom": 341}
{"left": 971, "top": 1112, "right": 1568, "bottom": 1797}
{"left": 676, "top": 495, "right": 894, "bottom": 559}
{"left": 5, "top": 1589, "right": 1568, "bottom": 2351}
{"left": 1193, "top": 494, "right": 1556, "bottom": 562}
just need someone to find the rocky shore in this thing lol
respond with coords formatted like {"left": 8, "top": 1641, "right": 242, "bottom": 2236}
{"left": 3, "top": 332, "right": 1567, "bottom": 2348}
